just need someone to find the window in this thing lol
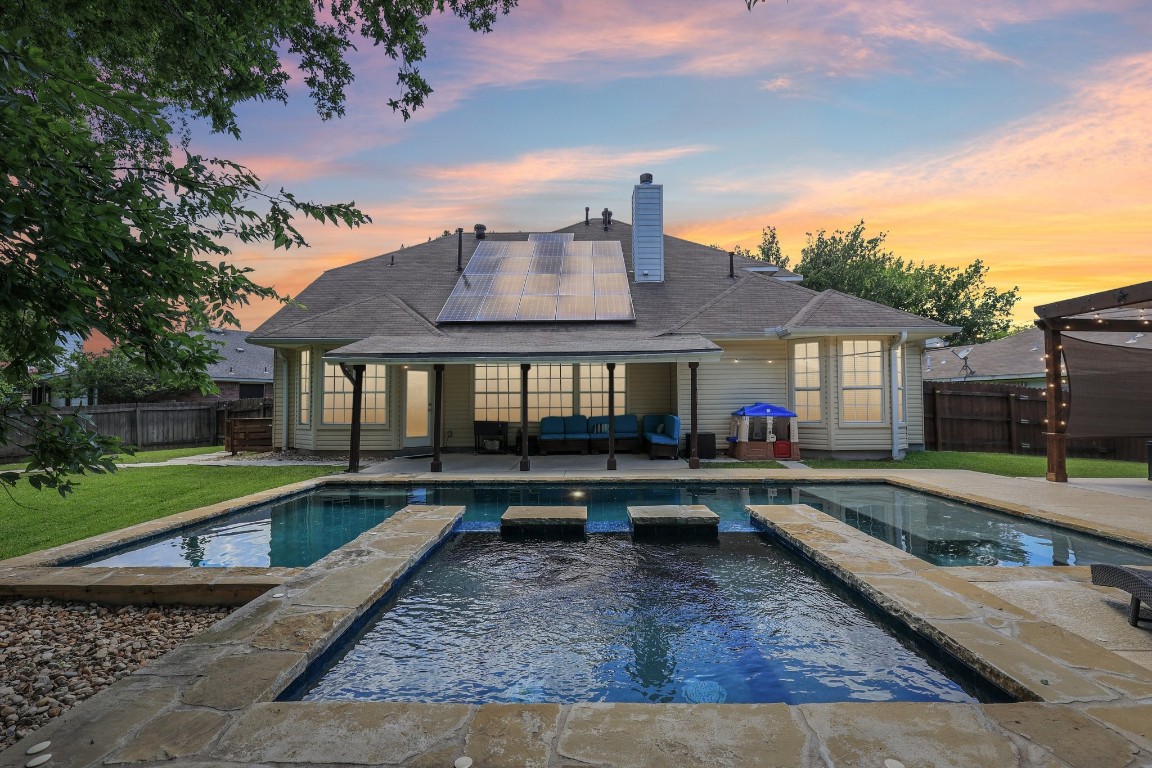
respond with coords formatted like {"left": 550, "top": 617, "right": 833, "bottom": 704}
{"left": 239, "top": 383, "right": 265, "bottom": 400}
{"left": 896, "top": 345, "right": 906, "bottom": 423}
{"left": 841, "top": 339, "right": 883, "bottom": 422}
{"left": 792, "top": 342, "right": 822, "bottom": 422}
{"left": 322, "top": 363, "right": 388, "bottom": 424}
{"left": 579, "top": 364, "right": 626, "bottom": 416}
{"left": 474, "top": 363, "right": 625, "bottom": 421}
{"left": 298, "top": 349, "right": 311, "bottom": 425}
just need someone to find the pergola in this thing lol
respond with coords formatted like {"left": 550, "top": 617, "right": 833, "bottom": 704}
{"left": 1034, "top": 279, "right": 1152, "bottom": 482}
{"left": 323, "top": 334, "right": 723, "bottom": 473}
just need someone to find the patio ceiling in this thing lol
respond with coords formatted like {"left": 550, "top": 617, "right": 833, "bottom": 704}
{"left": 323, "top": 333, "right": 723, "bottom": 365}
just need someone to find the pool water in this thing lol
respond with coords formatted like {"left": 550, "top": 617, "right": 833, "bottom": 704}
{"left": 301, "top": 533, "right": 977, "bottom": 704}
{"left": 82, "top": 487, "right": 411, "bottom": 567}
{"left": 79, "top": 482, "right": 1152, "bottom": 568}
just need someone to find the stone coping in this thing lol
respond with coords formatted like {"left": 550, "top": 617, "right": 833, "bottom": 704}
{"left": 628, "top": 504, "right": 719, "bottom": 526}
{"left": 747, "top": 505, "right": 1152, "bottom": 733}
{"left": 4, "top": 471, "right": 1152, "bottom": 764}
{"left": 0, "top": 566, "right": 297, "bottom": 606}
{"left": 500, "top": 505, "right": 588, "bottom": 526}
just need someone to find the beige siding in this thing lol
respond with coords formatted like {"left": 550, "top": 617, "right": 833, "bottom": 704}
{"left": 906, "top": 341, "right": 926, "bottom": 447}
{"left": 442, "top": 364, "right": 474, "bottom": 450}
{"left": 627, "top": 362, "right": 674, "bottom": 417}
{"left": 676, "top": 340, "right": 789, "bottom": 440}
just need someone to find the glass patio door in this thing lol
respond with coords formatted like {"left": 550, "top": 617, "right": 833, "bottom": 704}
{"left": 403, "top": 368, "right": 432, "bottom": 448}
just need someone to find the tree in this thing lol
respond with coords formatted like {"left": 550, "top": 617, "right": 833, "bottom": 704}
{"left": 733, "top": 225, "right": 790, "bottom": 269}
{"left": 1, "top": 2, "right": 516, "bottom": 494}
{"left": 65, "top": 350, "right": 207, "bottom": 405}
{"left": 788, "top": 221, "right": 1020, "bottom": 345}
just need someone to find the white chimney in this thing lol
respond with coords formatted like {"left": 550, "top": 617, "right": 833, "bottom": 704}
{"left": 631, "top": 173, "right": 664, "bottom": 282}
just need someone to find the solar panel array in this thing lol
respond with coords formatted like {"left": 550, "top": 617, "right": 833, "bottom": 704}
{"left": 437, "top": 235, "right": 635, "bottom": 322}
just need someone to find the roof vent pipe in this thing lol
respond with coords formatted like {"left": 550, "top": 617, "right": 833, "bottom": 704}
{"left": 473, "top": 224, "right": 486, "bottom": 239}
{"left": 456, "top": 228, "right": 464, "bottom": 271}
{"left": 729, "top": 251, "right": 735, "bottom": 279}
{"left": 585, "top": 206, "right": 590, "bottom": 226}
{"left": 601, "top": 208, "right": 613, "bottom": 231}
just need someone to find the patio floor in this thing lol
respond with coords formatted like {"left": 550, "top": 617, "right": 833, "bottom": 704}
{"left": 2, "top": 465, "right": 1152, "bottom": 767}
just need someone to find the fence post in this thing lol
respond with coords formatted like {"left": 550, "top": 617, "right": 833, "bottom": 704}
{"left": 933, "top": 388, "right": 943, "bottom": 450}
{"left": 134, "top": 404, "right": 143, "bottom": 449}
{"left": 1007, "top": 394, "right": 1018, "bottom": 454}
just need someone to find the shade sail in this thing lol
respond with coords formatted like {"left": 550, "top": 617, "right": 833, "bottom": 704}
{"left": 1063, "top": 335, "right": 1152, "bottom": 438}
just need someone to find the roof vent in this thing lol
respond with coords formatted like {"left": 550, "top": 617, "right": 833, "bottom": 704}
{"left": 585, "top": 206, "right": 590, "bottom": 226}
{"left": 601, "top": 208, "right": 613, "bottom": 231}
{"left": 473, "top": 224, "right": 487, "bottom": 239}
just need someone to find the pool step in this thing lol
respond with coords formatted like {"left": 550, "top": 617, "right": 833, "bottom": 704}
{"left": 628, "top": 505, "right": 720, "bottom": 538}
{"left": 500, "top": 505, "right": 588, "bottom": 537}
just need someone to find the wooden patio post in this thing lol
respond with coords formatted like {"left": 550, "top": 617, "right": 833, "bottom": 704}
{"left": 519, "top": 363, "right": 531, "bottom": 472}
{"left": 346, "top": 364, "right": 365, "bottom": 473}
{"left": 430, "top": 364, "right": 444, "bottom": 473}
{"left": 1043, "top": 324, "right": 1068, "bottom": 482}
{"left": 689, "top": 361, "right": 700, "bottom": 469}
{"left": 606, "top": 362, "right": 617, "bottom": 471}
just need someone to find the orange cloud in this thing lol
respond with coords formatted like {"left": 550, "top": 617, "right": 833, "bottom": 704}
{"left": 675, "top": 51, "right": 1152, "bottom": 318}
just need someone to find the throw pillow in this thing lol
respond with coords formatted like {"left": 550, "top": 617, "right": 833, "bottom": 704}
{"left": 655, "top": 422, "right": 665, "bottom": 434}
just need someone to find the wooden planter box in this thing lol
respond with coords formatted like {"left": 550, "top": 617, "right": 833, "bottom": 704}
{"left": 227, "top": 418, "right": 273, "bottom": 454}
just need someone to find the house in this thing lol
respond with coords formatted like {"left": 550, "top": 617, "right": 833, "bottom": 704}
{"left": 185, "top": 328, "right": 274, "bottom": 402}
{"left": 249, "top": 175, "right": 956, "bottom": 466}
{"left": 923, "top": 326, "right": 1152, "bottom": 386}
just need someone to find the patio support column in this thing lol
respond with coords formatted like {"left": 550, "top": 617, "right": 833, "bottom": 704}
{"left": 430, "top": 364, "right": 444, "bottom": 473}
{"left": 1043, "top": 324, "right": 1068, "bottom": 482}
{"left": 689, "top": 361, "right": 700, "bottom": 469}
{"left": 345, "top": 364, "right": 365, "bottom": 473}
{"left": 606, "top": 363, "right": 617, "bottom": 471}
{"left": 519, "top": 363, "right": 531, "bottom": 471}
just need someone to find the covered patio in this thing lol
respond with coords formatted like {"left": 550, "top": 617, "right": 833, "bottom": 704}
{"left": 323, "top": 333, "right": 722, "bottom": 474}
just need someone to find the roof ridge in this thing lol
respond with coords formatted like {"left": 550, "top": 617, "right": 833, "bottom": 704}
{"left": 385, "top": 294, "right": 447, "bottom": 336}
{"left": 662, "top": 277, "right": 751, "bottom": 333}
{"left": 253, "top": 294, "right": 393, "bottom": 337}
{"left": 783, "top": 291, "right": 833, "bottom": 330}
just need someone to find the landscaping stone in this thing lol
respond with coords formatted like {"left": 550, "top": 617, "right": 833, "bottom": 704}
{"left": 0, "top": 599, "right": 226, "bottom": 754}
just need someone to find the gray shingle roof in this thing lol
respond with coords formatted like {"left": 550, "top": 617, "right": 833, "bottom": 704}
{"left": 250, "top": 221, "right": 952, "bottom": 350}
{"left": 923, "top": 326, "right": 1152, "bottom": 381}
{"left": 199, "top": 329, "right": 273, "bottom": 383}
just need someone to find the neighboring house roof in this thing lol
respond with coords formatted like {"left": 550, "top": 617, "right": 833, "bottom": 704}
{"left": 200, "top": 329, "right": 273, "bottom": 383}
{"left": 923, "top": 326, "right": 1152, "bottom": 382}
{"left": 250, "top": 220, "right": 955, "bottom": 355}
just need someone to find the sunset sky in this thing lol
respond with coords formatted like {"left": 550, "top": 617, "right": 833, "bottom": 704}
{"left": 195, "top": 1, "right": 1152, "bottom": 330}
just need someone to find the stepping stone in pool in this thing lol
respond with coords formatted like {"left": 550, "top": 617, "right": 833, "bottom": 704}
{"left": 628, "top": 505, "right": 719, "bottom": 539}
{"left": 501, "top": 506, "right": 588, "bottom": 538}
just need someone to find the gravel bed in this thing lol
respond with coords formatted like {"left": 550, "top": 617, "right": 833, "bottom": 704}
{"left": 0, "top": 599, "right": 230, "bottom": 753}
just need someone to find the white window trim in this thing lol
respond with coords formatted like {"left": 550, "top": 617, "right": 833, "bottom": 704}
{"left": 473, "top": 363, "right": 626, "bottom": 422}
{"left": 321, "top": 362, "right": 389, "bottom": 426}
{"left": 791, "top": 340, "right": 824, "bottom": 424}
{"left": 297, "top": 349, "right": 311, "bottom": 426}
{"left": 839, "top": 338, "right": 886, "bottom": 425}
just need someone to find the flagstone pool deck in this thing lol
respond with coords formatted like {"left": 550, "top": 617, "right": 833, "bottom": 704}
{"left": 2, "top": 466, "right": 1152, "bottom": 767}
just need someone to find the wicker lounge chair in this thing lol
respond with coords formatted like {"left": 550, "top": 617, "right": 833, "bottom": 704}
{"left": 1090, "top": 564, "right": 1152, "bottom": 627}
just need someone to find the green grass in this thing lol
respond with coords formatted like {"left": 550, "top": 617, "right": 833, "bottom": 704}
{"left": 109, "top": 445, "right": 225, "bottom": 464}
{"left": 711, "top": 450, "right": 1147, "bottom": 478}
{"left": 0, "top": 444, "right": 224, "bottom": 472}
{"left": 0, "top": 464, "right": 341, "bottom": 560}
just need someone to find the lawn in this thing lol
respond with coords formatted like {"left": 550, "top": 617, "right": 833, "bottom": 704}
{"left": 711, "top": 450, "right": 1148, "bottom": 478}
{"left": 0, "top": 464, "right": 340, "bottom": 560}
{"left": 0, "top": 444, "right": 223, "bottom": 472}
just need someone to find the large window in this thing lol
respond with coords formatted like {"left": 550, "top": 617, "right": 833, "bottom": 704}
{"left": 792, "top": 342, "right": 822, "bottom": 422}
{"left": 579, "top": 364, "right": 627, "bottom": 416}
{"left": 841, "top": 339, "right": 883, "bottom": 422}
{"left": 298, "top": 349, "right": 311, "bottom": 425}
{"left": 474, "top": 363, "right": 626, "bottom": 422}
{"left": 322, "top": 363, "right": 388, "bottom": 424}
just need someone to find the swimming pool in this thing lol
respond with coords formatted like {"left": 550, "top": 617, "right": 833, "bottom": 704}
{"left": 81, "top": 487, "right": 410, "bottom": 567}
{"left": 299, "top": 532, "right": 980, "bottom": 705}
{"left": 79, "top": 482, "right": 1152, "bottom": 568}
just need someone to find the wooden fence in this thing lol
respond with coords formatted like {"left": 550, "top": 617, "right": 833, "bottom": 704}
{"left": 1, "top": 398, "right": 272, "bottom": 461}
{"left": 923, "top": 381, "right": 1149, "bottom": 462}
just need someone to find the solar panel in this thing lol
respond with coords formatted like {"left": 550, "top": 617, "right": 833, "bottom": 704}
{"left": 436, "top": 235, "right": 635, "bottom": 322}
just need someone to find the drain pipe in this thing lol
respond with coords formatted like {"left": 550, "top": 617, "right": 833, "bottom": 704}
{"left": 278, "top": 350, "right": 290, "bottom": 451}
{"left": 890, "top": 332, "right": 907, "bottom": 460}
